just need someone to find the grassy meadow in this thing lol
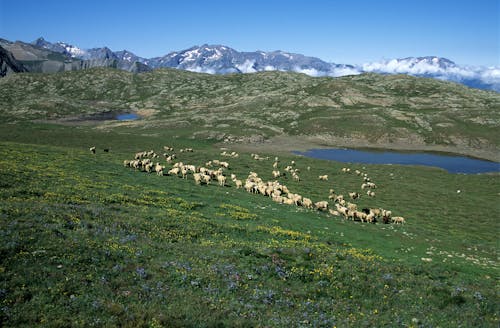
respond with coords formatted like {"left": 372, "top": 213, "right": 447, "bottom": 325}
{"left": 0, "top": 122, "right": 498, "bottom": 327}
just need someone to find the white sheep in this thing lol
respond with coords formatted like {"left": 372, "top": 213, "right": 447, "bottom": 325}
{"left": 314, "top": 201, "right": 329, "bottom": 211}
{"left": 193, "top": 173, "right": 202, "bottom": 185}
{"left": 90, "top": 146, "right": 96, "bottom": 154}
{"left": 318, "top": 175, "right": 328, "bottom": 181}
{"left": 392, "top": 216, "right": 406, "bottom": 224}
{"left": 348, "top": 192, "right": 360, "bottom": 199}
{"left": 217, "top": 175, "right": 226, "bottom": 186}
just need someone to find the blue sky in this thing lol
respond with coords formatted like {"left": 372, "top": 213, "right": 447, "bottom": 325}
{"left": 0, "top": 0, "right": 498, "bottom": 66}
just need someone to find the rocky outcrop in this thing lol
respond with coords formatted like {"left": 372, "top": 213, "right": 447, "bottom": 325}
{"left": 0, "top": 45, "right": 27, "bottom": 77}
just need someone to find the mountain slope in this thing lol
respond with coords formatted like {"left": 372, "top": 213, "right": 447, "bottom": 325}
{"left": 0, "top": 68, "right": 498, "bottom": 160}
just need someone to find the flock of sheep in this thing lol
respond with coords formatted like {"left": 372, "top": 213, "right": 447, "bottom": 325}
{"left": 116, "top": 146, "right": 406, "bottom": 225}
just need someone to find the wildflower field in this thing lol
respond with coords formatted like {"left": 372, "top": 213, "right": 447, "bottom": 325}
{"left": 0, "top": 123, "right": 498, "bottom": 327}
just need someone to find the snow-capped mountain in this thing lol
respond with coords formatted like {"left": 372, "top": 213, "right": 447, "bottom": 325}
{"left": 148, "top": 44, "right": 359, "bottom": 77}
{"left": 32, "top": 37, "right": 86, "bottom": 58}
{"left": 3, "top": 37, "right": 499, "bottom": 92}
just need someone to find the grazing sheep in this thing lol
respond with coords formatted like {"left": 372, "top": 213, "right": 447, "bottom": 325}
{"left": 365, "top": 213, "right": 375, "bottom": 223}
{"left": 123, "top": 160, "right": 131, "bottom": 167}
{"left": 347, "top": 202, "right": 357, "bottom": 212}
{"left": 335, "top": 204, "right": 348, "bottom": 218}
{"left": 302, "top": 197, "right": 313, "bottom": 209}
{"left": 272, "top": 170, "right": 280, "bottom": 178}
{"left": 355, "top": 211, "right": 367, "bottom": 222}
{"left": 318, "top": 175, "right": 328, "bottom": 181}
{"left": 392, "top": 216, "right": 406, "bottom": 224}
{"left": 314, "top": 201, "right": 329, "bottom": 211}
{"left": 155, "top": 163, "right": 164, "bottom": 176}
{"left": 292, "top": 173, "right": 300, "bottom": 181}
{"left": 202, "top": 174, "right": 211, "bottom": 185}
{"left": 307, "top": 166, "right": 311, "bottom": 171}
{"left": 273, "top": 162, "right": 278, "bottom": 169}
{"left": 329, "top": 209, "right": 340, "bottom": 216}
{"left": 193, "top": 173, "right": 202, "bottom": 185}
{"left": 367, "top": 190, "right": 375, "bottom": 197}
{"left": 234, "top": 179, "right": 243, "bottom": 189}
{"left": 348, "top": 192, "right": 360, "bottom": 200}
{"left": 168, "top": 167, "right": 180, "bottom": 176}
{"left": 90, "top": 146, "right": 96, "bottom": 154}
{"left": 272, "top": 194, "right": 284, "bottom": 203}
{"left": 217, "top": 175, "right": 226, "bottom": 187}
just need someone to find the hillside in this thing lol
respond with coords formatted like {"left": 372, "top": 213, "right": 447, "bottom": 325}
{"left": 1, "top": 68, "right": 499, "bottom": 160}
{"left": 0, "top": 67, "right": 499, "bottom": 326}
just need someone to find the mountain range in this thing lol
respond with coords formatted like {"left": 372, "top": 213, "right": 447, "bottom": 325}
{"left": 0, "top": 37, "right": 498, "bottom": 92}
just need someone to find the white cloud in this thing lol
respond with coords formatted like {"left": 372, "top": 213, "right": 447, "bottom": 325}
{"left": 328, "top": 67, "right": 362, "bottom": 77}
{"left": 235, "top": 60, "right": 257, "bottom": 73}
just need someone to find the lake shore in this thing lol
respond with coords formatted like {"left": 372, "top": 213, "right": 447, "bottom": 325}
{"left": 229, "top": 134, "right": 500, "bottom": 163}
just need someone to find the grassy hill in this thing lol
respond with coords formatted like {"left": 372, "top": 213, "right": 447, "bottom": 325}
{"left": 0, "top": 69, "right": 499, "bottom": 326}
{"left": 1, "top": 68, "right": 499, "bottom": 160}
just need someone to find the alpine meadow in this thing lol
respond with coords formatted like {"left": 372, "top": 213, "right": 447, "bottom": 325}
{"left": 0, "top": 65, "right": 499, "bottom": 327}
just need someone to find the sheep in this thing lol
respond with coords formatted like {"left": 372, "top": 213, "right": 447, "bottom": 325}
{"left": 193, "top": 173, "right": 202, "bottom": 185}
{"left": 181, "top": 167, "right": 188, "bottom": 179}
{"left": 288, "top": 193, "right": 302, "bottom": 206}
{"left": 155, "top": 163, "right": 165, "bottom": 176}
{"left": 392, "top": 216, "right": 406, "bottom": 224}
{"left": 123, "top": 160, "right": 131, "bottom": 167}
{"left": 234, "top": 179, "right": 243, "bottom": 189}
{"left": 272, "top": 194, "right": 284, "bottom": 203}
{"left": 307, "top": 166, "right": 311, "bottom": 171}
{"left": 347, "top": 202, "right": 357, "bottom": 212}
{"left": 202, "top": 174, "right": 211, "bottom": 185}
{"left": 348, "top": 192, "right": 360, "bottom": 200}
{"left": 144, "top": 163, "right": 154, "bottom": 173}
{"left": 365, "top": 213, "right": 375, "bottom": 223}
{"left": 90, "top": 146, "right": 96, "bottom": 154}
{"left": 314, "top": 201, "right": 329, "bottom": 211}
{"left": 335, "top": 204, "right": 348, "bottom": 218}
{"left": 302, "top": 197, "right": 313, "bottom": 209}
{"left": 341, "top": 167, "right": 350, "bottom": 173}
{"left": 273, "top": 162, "right": 278, "bottom": 169}
{"left": 329, "top": 209, "right": 340, "bottom": 216}
{"left": 168, "top": 167, "right": 180, "bottom": 176}
{"left": 355, "top": 211, "right": 367, "bottom": 222}
{"left": 292, "top": 173, "right": 300, "bottom": 181}
{"left": 381, "top": 209, "right": 392, "bottom": 224}
{"left": 355, "top": 170, "right": 361, "bottom": 175}
{"left": 367, "top": 190, "right": 375, "bottom": 197}
{"left": 220, "top": 161, "right": 229, "bottom": 169}
{"left": 318, "top": 175, "right": 328, "bottom": 181}
{"left": 217, "top": 175, "right": 226, "bottom": 187}
{"left": 272, "top": 170, "right": 281, "bottom": 178}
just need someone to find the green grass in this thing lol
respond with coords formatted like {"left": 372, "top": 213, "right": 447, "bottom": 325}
{"left": 1, "top": 123, "right": 499, "bottom": 327}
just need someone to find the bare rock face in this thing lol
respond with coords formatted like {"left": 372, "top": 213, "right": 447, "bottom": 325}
{"left": 0, "top": 45, "right": 27, "bottom": 77}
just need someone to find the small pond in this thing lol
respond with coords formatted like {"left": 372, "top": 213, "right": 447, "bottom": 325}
{"left": 294, "top": 148, "right": 500, "bottom": 174}
{"left": 116, "top": 113, "right": 140, "bottom": 121}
